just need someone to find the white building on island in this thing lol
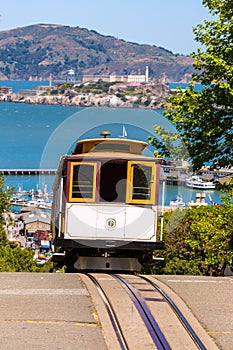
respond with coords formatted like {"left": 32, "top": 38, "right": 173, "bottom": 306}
{"left": 66, "top": 68, "right": 76, "bottom": 83}
{"left": 82, "top": 66, "right": 149, "bottom": 84}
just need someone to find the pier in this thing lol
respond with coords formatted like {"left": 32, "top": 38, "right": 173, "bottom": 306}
{"left": 0, "top": 169, "right": 57, "bottom": 176}
{"left": 160, "top": 178, "right": 186, "bottom": 186}
{"left": 1, "top": 166, "right": 231, "bottom": 185}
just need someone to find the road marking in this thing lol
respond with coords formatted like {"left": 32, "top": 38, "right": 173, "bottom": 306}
{"left": 167, "top": 280, "right": 229, "bottom": 283}
{"left": 207, "top": 331, "right": 232, "bottom": 335}
{"left": 0, "top": 289, "right": 89, "bottom": 295}
{"left": 74, "top": 322, "right": 97, "bottom": 327}
{"left": 0, "top": 319, "right": 97, "bottom": 327}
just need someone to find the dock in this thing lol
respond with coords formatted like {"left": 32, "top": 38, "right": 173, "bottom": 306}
{"left": 0, "top": 169, "right": 57, "bottom": 175}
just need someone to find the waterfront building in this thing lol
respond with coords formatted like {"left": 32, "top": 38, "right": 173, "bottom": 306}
{"left": 82, "top": 66, "right": 149, "bottom": 84}
{"left": 17, "top": 89, "right": 37, "bottom": 96}
{"left": 0, "top": 86, "right": 13, "bottom": 94}
{"left": 24, "top": 211, "right": 51, "bottom": 234}
{"left": 160, "top": 163, "right": 190, "bottom": 186}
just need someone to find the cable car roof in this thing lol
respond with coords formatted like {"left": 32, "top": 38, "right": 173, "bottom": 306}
{"left": 72, "top": 137, "right": 148, "bottom": 156}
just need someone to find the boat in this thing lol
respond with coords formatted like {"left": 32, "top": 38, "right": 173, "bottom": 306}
{"left": 119, "top": 125, "right": 127, "bottom": 138}
{"left": 169, "top": 194, "right": 186, "bottom": 208}
{"left": 27, "top": 198, "right": 52, "bottom": 209}
{"left": 185, "top": 176, "right": 215, "bottom": 190}
{"left": 208, "top": 194, "right": 223, "bottom": 206}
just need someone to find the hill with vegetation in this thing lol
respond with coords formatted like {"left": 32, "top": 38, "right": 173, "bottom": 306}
{"left": 0, "top": 24, "right": 194, "bottom": 82}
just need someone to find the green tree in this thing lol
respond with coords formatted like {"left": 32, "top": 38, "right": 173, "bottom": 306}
{"left": 0, "top": 174, "right": 14, "bottom": 215}
{"left": 144, "top": 206, "right": 233, "bottom": 276}
{"left": 164, "top": 0, "right": 233, "bottom": 172}
{"left": 148, "top": 126, "right": 190, "bottom": 161}
{"left": 218, "top": 175, "right": 233, "bottom": 205}
{"left": 0, "top": 175, "right": 15, "bottom": 244}
{"left": 0, "top": 245, "right": 36, "bottom": 272}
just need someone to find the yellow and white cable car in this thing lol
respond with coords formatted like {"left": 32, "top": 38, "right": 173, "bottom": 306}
{"left": 51, "top": 131, "right": 163, "bottom": 271}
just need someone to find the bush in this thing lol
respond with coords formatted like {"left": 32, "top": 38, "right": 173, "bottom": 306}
{"left": 145, "top": 206, "right": 233, "bottom": 276}
{"left": 0, "top": 245, "right": 36, "bottom": 272}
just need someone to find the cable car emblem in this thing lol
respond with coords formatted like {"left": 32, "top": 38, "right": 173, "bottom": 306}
{"left": 105, "top": 218, "right": 116, "bottom": 230}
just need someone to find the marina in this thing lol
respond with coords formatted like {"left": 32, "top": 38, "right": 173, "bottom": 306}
{"left": 9, "top": 183, "right": 53, "bottom": 211}
{"left": 4, "top": 165, "right": 225, "bottom": 212}
{"left": 7, "top": 176, "right": 221, "bottom": 212}
{"left": 10, "top": 199, "right": 52, "bottom": 210}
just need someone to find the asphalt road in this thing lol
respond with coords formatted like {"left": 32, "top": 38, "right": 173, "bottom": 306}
{"left": 0, "top": 273, "right": 232, "bottom": 350}
{"left": 0, "top": 272, "right": 107, "bottom": 350}
{"left": 154, "top": 275, "right": 233, "bottom": 350}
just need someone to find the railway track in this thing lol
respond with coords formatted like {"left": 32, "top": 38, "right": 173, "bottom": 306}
{"left": 81, "top": 273, "right": 209, "bottom": 350}
{"left": 87, "top": 273, "right": 129, "bottom": 350}
{"left": 139, "top": 275, "right": 206, "bottom": 349}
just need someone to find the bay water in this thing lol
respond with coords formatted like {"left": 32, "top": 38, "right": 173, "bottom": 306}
{"left": 0, "top": 81, "right": 222, "bottom": 207}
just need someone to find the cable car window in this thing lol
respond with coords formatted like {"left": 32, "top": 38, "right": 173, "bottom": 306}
{"left": 127, "top": 162, "right": 156, "bottom": 204}
{"left": 69, "top": 162, "right": 97, "bottom": 202}
{"left": 132, "top": 165, "right": 151, "bottom": 200}
{"left": 94, "top": 143, "right": 130, "bottom": 152}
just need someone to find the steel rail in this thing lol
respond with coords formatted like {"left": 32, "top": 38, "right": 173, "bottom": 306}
{"left": 140, "top": 275, "right": 207, "bottom": 350}
{"left": 86, "top": 273, "right": 129, "bottom": 350}
{"left": 114, "top": 274, "right": 171, "bottom": 350}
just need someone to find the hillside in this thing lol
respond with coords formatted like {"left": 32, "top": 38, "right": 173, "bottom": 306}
{"left": 0, "top": 24, "right": 194, "bottom": 82}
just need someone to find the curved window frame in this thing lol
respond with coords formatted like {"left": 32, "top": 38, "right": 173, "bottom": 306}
{"left": 69, "top": 162, "right": 98, "bottom": 202}
{"left": 126, "top": 161, "right": 156, "bottom": 204}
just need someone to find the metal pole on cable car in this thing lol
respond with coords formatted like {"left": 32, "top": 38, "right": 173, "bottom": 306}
{"left": 160, "top": 180, "right": 165, "bottom": 241}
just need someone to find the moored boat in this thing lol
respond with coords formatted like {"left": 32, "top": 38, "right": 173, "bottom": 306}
{"left": 185, "top": 175, "right": 215, "bottom": 190}
{"left": 169, "top": 194, "right": 186, "bottom": 208}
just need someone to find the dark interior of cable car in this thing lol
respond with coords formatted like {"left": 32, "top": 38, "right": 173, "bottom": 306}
{"left": 69, "top": 160, "right": 156, "bottom": 204}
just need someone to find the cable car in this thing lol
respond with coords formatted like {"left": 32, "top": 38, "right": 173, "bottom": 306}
{"left": 51, "top": 131, "right": 163, "bottom": 271}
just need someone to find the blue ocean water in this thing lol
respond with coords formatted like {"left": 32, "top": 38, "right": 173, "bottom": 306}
{"left": 0, "top": 80, "right": 51, "bottom": 92}
{"left": 0, "top": 81, "right": 222, "bottom": 206}
{"left": 169, "top": 83, "right": 204, "bottom": 93}
{"left": 0, "top": 102, "right": 175, "bottom": 169}
{"left": 0, "top": 102, "right": 79, "bottom": 168}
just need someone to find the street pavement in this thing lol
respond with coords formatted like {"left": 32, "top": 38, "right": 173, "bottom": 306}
{"left": 0, "top": 272, "right": 107, "bottom": 350}
{"left": 154, "top": 275, "right": 233, "bottom": 350}
{"left": 0, "top": 273, "right": 232, "bottom": 350}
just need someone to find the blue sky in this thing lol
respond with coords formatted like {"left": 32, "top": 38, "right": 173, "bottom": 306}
{"left": 0, "top": 0, "right": 210, "bottom": 55}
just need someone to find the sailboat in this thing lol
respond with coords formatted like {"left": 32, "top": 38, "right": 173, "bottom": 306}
{"left": 119, "top": 125, "right": 127, "bottom": 138}
{"left": 208, "top": 194, "right": 223, "bottom": 206}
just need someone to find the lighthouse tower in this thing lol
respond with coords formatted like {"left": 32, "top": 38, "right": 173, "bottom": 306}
{"left": 49, "top": 73, "right": 53, "bottom": 87}
{"left": 66, "top": 69, "right": 75, "bottom": 83}
{"left": 145, "top": 66, "right": 149, "bottom": 83}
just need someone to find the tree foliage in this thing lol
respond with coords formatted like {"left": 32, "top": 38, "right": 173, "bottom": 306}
{"left": 148, "top": 126, "right": 190, "bottom": 161}
{"left": 164, "top": 0, "right": 233, "bottom": 171}
{"left": 145, "top": 206, "right": 233, "bottom": 276}
{"left": 218, "top": 175, "right": 233, "bottom": 205}
{"left": 0, "top": 174, "right": 54, "bottom": 272}
{"left": 0, "top": 174, "right": 15, "bottom": 216}
{"left": 0, "top": 175, "right": 15, "bottom": 244}
{"left": 0, "top": 245, "right": 36, "bottom": 272}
